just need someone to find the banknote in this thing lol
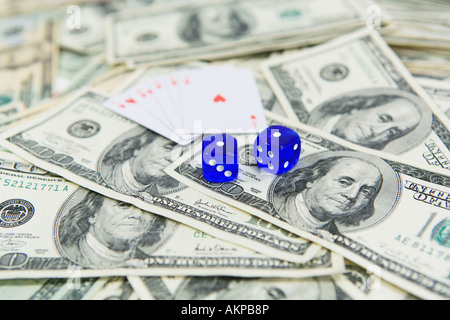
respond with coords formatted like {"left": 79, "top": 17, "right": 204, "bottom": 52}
{"left": 0, "top": 102, "right": 27, "bottom": 124}
{"left": 0, "top": 152, "right": 342, "bottom": 279}
{"left": 0, "top": 277, "right": 107, "bottom": 300}
{"left": 55, "top": 53, "right": 118, "bottom": 98}
{"left": 393, "top": 46, "right": 450, "bottom": 80}
{"left": 419, "top": 78, "right": 450, "bottom": 120}
{"left": 165, "top": 112, "right": 450, "bottom": 300}
{"left": 90, "top": 277, "right": 139, "bottom": 300}
{"left": 0, "top": 12, "right": 53, "bottom": 49}
{"left": 0, "top": 275, "right": 139, "bottom": 300}
{"left": 105, "top": 0, "right": 365, "bottom": 66}
{"left": 383, "top": 22, "right": 450, "bottom": 50}
{"left": 343, "top": 260, "right": 420, "bottom": 300}
{"left": 59, "top": 2, "right": 114, "bottom": 54}
{"left": 55, "top": 50, "right": 105, "bottom": 95}
{"left": 0, "top": 19, "right": 58, "bottom": 108}
{"left": 261, "top": 29, "right": 450, "bottom": 173}
{"left": 128, "top": 21, "right": 363, "bottom": 69}
{"left": 0, "top": 90, "right": 323, "bottom": 264}
{"left": 0, "top": 95, "right": 66, "bottom": 134}
{"left": 0, "top": 102, "right": 28, "bottom": 148}
{"left": 89, "top": 66, "right": 137, "bottom": 96}
{"left": 59, "top": 0, "right": 205, "bottom": 55}
{"left": 0, "top": 66, "right": 43, "bottom": 110}
{"left": 0, "top": 151, "right": 342, "bottom": 279}
{"left": 0, "top": 0, "right": 80, "bottom": 16}
{"left": 127, "top": 274, "right": 365, "bottom": 300}
{"left": 376, "top": 0, "right": 450, "bottom": 49}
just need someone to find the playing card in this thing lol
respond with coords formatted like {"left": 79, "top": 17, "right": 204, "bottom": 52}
{"left": 179, "top": 66, "right": 267, "bottom": 134}
{"left": 128, "top": 81, "right": 174, "bottom": 129}
{"left": 103, "top": 92, "right": 189, "bottom": 145}
{"left": 159, "top": 73, "right": 184, "bottom": 127}
{"left": 146, "top": 76, "right": 185, "bottom": 132}
{"left": 103, "top": 65, "right": 267, "bottom": 146}
{"left": 177, "top": 65, "right": 234, "bottom": 130}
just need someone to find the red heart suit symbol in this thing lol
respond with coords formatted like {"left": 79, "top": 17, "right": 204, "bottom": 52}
{"left": 251, "top": 115, "right": 257, "bottom": 128}
{"left": 214, "top": 95, "right": 226, "bottom": 103}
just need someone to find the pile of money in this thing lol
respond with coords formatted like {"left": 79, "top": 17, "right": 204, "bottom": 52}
{"left": 0, "top": 0, "right": 448, "bottom": 301}
{"left": 375, "top": 0, "right": 450, "bottom": 82}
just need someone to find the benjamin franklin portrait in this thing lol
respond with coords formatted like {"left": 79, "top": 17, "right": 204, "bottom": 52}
{"left": 307, "top": 88, "right": 433, "bottom": 154}
{"left": 56, "top": 189, "right": 176, "bottom": 269}
{"left": 271, "top": 151, "right": 400, "bottom": 236}
{"left": 99, "top": 127, "right": 184, "bottom": 198}
{"left": 178, "top": 5, "right": 254, "bottom": 45}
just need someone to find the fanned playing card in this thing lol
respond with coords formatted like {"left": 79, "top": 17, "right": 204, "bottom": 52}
{"left": 178, "top": 67, "right": 267, "bottom": 134}
{"left": 103, "top": 65, "right": 267, "bottom": 145}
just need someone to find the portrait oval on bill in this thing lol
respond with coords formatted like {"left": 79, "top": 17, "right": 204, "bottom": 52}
{"left": 98, "top": 127, "right": 185, "bottom": 197}
{"left": 270, "top": 151, "right": 401, "bottom": 235}
{"left": 169, "top": 276, "right": 342, "bottom": 300}
{"left": 178, "top": 5, "right": 255, "bottom": 45}
{"left": 307, "top": 88, "right": 433, "bottom": 154}
{"left": 54, "top": 188, "right": 178, "bottom": 269}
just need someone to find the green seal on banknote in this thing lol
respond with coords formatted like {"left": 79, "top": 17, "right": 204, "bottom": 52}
{"left": 431, "top": 219, "right": 450, "bottom": 248}
{"left": 0, "top": 95, "right": 12, "bottom": 107}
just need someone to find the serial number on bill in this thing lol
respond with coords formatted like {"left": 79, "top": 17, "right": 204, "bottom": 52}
{"left": 0, "top": 178, "right": 70, "bottom": 192}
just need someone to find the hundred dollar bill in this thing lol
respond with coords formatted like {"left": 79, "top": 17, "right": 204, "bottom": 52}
{"left": 343, "top": 260, "right": 420, "bottom": 300}
{"left": 0, "top": 95, "right": 69, "bottom": 135}
{"left": 54, "top": 51, "right": 124, "bottom": 98}
{"left": 60, "top": 2, "right": 114, "bottom": 55}
{"left": 383, "top": 22, "right": 450, "bottom": 51}
{"left": 105, "top": 0, "right": 365, "bottom": 66}
{"left": 90, "top": 277, "right": 140, "bottom": 300}
{"left": 165, "top": 112, "right": 450, "bottom": 300}
{"left": 0, "top": 12, "right": 53, "bottom": 49}
{"left": 59, "top": 0, "right": 197, "bottom": 54}
{"left": 129, "top": 22, "right": 363, "bottom": 69}
{"left": 60, "top": 1, "right": 137, "bottom": 55}
{"left": 0, "top": 102, "right": 27, "bottom": 124}
{"left": 0, "top": 151, "right": 342, "bottom": 279}
{"left": 60, "top": 0, "right": 208, "bottom": 54}
{"left": 127, "top": 274, "right": 365, "bottom": 300}
{"left": 0, "top": 0, "right": 80, "bottom": 16}
{"left": 0, "top": 276, "right": 139, "bottom": 300}
{"left": 0, "top": 90, "right": 322, "bottom": 264}
{"left": 261, "top": 29, "right": 450, "bottom": 172}
{"left": 419, "top": 78, "right": 450, "bottom": 120}
{"left": 0, "top": 102, "right": 27, "bottom": 148}
{"left": 0, "top": 19, "right": 58, "bottom": 108}
{"left": 376, "top": 0, "right": 450, "bottom": 50}
{"left": 393, "top": 46, "right": 450, "bottom": 80}
{"left": 0, "top": 68, "right": 42, "bottom": 111}
{"left": 89, "top": 66, "right": 137, "bottom": 96}
{"left": 0, "top": 277, "right": 107, "bottom": 300}
{"left": 55, "top": 50, "right": 103, "bottom": 95}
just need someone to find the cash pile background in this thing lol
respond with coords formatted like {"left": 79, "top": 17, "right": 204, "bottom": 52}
{"left": 0, "top": 0, "right": 449, "bottom": 300}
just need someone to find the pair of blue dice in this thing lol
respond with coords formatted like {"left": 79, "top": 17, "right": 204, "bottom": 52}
{"left": 202, "top": 125, "right": 301, "bottom": 183}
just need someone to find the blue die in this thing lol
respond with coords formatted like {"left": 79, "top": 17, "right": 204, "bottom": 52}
{"left": 254, "top": 126, "right": 301, "bottom": 175}
{"left": 202, "top": 134, "right": 239, "bottom": 183}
